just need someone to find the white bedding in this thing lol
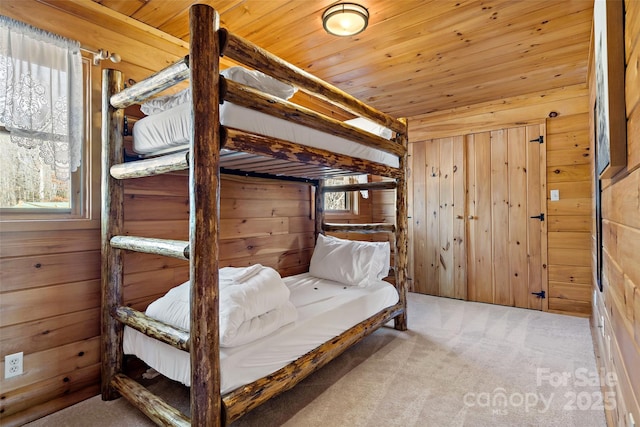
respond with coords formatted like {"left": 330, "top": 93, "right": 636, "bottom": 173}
{"left": 132, "top": 101, "right": 400, "bottom": 168}
{"left": 123, "top": 272, "right": 399, "bottom": 394}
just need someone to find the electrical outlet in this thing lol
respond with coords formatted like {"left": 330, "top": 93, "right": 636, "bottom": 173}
{"left": 4, "top": 352, "right": 23, "bottom": 379}
{"left": 550, "top": 189, "right": 560, "bottom": 201}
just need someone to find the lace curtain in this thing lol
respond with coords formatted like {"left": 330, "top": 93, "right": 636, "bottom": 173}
{"left": 0, "top": 16, "right": 83, "bottom": 181}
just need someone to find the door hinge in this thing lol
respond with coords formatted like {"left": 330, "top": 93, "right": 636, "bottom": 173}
{"left": 531, "top": 290, "right": 546, "bottom": 299}
{"left": 529, "top": 136, "right": 544, "bottom": 144}
{"left": 530, "top": 213, "right": 545, "bottom": 221}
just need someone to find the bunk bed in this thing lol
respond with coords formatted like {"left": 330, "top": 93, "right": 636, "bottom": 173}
{"left": 101, "top": 4, "right": 408, "bottom": 426}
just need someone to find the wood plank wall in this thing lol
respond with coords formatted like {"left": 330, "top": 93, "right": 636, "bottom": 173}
{"left": 590, "top": 1, "right": 640, "bottom": 425}
{"left": 0, "top": 172, "right": 315, "bottom": 425}
{"left": 408, "top": 83, "right": 591, "bottom": 316}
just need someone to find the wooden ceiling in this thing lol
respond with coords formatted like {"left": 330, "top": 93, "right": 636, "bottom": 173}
{"left": 8, "top": 0, "right": 594, "bottom": 118}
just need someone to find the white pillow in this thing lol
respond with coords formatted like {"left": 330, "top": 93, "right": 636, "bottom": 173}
{"left": 370, "top": 240, "right": 391, "bottom": 279}
{"left": 221, "top": 66, "right": 297, "bottom": 100}
{"left": 139, "top": 66, "right": 297, "bottom": 115}
{"left": 309, "top": 234, "right": 390, "bottom": 287}
{"left": 345, "top": 117, "right": 393, "bottom": 140}
{"left": 140, "top": 88, "right": 191, "bottom": 115}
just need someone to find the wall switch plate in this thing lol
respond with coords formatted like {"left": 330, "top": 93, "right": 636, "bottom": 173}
{"left": 550, "top": 189, "right": 560, "bottom": 201}
{"left": 4, "top": 352, "right": 23, "bottom": 379}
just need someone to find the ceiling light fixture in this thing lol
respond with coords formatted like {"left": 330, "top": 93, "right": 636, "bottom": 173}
{"left": 322, "top": 3, "right": 369, "bottom": 37}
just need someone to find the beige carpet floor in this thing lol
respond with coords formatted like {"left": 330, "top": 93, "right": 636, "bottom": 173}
{"left": 27, "top": 293, "right": 606, "bottom": 427}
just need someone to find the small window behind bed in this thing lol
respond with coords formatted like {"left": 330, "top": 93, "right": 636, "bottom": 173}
{"left": 324, "top": 176, "right": 353, "bottom": 212}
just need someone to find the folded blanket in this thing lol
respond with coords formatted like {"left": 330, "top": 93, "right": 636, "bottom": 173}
{"left": 219, "top": 265, "right": 292, "bottom": 344}
{"left": 220, "top": 300, "right": 298, "bottom": 347}
{"left": 144, "top": 265, "right": 296, "bottom": 348}
{"left": 219, "top": 264, "right": 262, "bottom": 289}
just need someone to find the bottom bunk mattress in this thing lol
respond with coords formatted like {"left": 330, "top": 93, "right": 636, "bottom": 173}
{"left": 123, "top": 272, "right": 399, "bottom": 394}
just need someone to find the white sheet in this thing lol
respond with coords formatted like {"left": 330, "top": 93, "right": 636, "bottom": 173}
{"left": 132, "top": 101, "right": 400, "bottom": 168}
{"left": 123, "top": 272, "right": 399, "bottom": 394}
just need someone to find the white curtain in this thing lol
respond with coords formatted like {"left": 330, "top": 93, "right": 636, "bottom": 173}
{"left": 0, "top": 16, "right": 83, "bottom": 181}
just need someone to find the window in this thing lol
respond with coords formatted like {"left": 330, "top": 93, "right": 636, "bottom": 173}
{"left": 0, "top": 17, "right": 83, "bottom": 215}
{"left": 324, "top": 175, "right": 369, "bottom": 214}
{"left": 324, "top": 177, "right": 352, "bottom": 212}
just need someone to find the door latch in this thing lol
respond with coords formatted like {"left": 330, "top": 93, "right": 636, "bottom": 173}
{"left": 530, "top": 213, "right": 545, "bottom": 221}
{"left": 529, "top": 136, "right": 544, "bottom": 144}
{"left": 531, "top": 290, "right": 546, "bottom": 299}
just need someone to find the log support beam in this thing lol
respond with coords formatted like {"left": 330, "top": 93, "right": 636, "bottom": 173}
{"left": 101, "top": 68, "right": 125, "bottom": 401}
{"left": 322, "top": 181, "right": 397, "bottom": 192}
{"left": 110, "top": 151, "right": 189, "bottom": 179}
{"left": 111, "top": 373, "right": 191, "bottom": 426}
{"left": 110, "top": 236, "right": 189, "bottom": 260}
{"left": 110, "top": 57, "right": 190, "bottom": 109}
{"left": 189, "top": 5, "right": 222, "bottom": 426}
{"left": 323, "top": 223, "right": 396, "bottom": 234}
{"left": 224, "top": 127, "right": 402, "bottom": 179}
{"left": 112, "top": 306, "right": 190, "bottom": 352}
{"left": 394, "top": 117, "right": 409, "bottom": 331}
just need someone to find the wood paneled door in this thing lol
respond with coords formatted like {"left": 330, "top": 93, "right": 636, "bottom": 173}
{"left": 411, "top": 136, "right": 467, "bottom": 299}
{"left": 410, "top": 124, "right": 548, "bottom": 310}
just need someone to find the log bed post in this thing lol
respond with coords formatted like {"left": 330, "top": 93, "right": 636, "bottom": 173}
{"left": 315, "top": 179, "right": 325, "bottom": 238}
{"left": 101, "top": 69, "right": 125, "bottom": 400}
{"left": 394, "top": 118, "right": 409, "bottom": 331}
{"left": 189, "top": 5, "right": 222, "bottom": 426}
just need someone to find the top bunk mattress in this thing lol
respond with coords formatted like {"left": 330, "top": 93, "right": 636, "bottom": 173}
{"left": 123, "top": 272, "right": 399, "bottom": 394}
{"left": 132, "top": 101, "right": 400, "bottom": 168}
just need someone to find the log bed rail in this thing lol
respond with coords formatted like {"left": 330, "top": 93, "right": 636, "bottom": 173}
{"left": 101, "top": 4, "right": 408, "bottom": 426}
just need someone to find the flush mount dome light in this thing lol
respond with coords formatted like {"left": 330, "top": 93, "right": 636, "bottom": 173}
{"left": 322, "top": 3, "right": 369, "bottom": 37}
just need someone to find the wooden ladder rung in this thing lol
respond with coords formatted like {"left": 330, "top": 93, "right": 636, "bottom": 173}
{"left": 110, "top": 236, "right": 189, "bottom": 260}
{"left": 112, "top": 306, "right": 190, "bottom": 351}
{"left": 110, "top": 151, "right": 189, "bottom": 180}
{"left": 110, "top": 56, "right": 190, "bottom": 109}
{"left": 323, "top": 223, "right": 395, "bottom": 233}
{"left": 111, "top": 373, "right": 191, "bottom": 426}
{"left": 322, "top": 181, "right": 397, "bottom": 192}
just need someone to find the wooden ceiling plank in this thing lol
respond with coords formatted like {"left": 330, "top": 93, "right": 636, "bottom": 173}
{"left": 359, "top": 56, "right": 588, "bottom": 116}
{"left": 342, "top": 27, "right": 591, "bottom": 97}
{"left": 130, "top": 0, "right": 195, "bottom": 28}
{"left": 92, "top": 0, "right": 145, "bottom": 17}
